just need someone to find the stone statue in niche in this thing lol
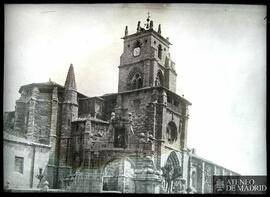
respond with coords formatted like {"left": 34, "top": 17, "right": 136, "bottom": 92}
{"left": 155, "top": 77, "right": 160, "bottom": 86}
{"left": 180, "top": 118, "right": 183, "bottom": 126}
{"left": 172, "top": 177, "right": 181, "bottom": 193}
{"left": 114, "top": 126, "right": 127, "bottom": 148}
{"left": 111, "top": 112, "right": 116, "bottom": 122}
{"left": 21, "top": 89, "right": 27, "bottom": 98}
{"left": 172, "top": 178, "right": 187, "bottom": 193}
{"left": 128, "top": 112, "right": 135, "bottom": 136}
{"left": 180, "top": 179, "right": 187, "bottom": 193}
{"left": 162, "top": 91, "right": 167, "bottom": 105}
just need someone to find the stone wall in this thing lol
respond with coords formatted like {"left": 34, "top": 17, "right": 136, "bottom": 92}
{"left": 102, "top": 94, "right": 117, "bottom": 121}
{"left": 68, "top": 119, "right": 111, "bottom": 170}
{"left": 56, "top": 166, "right": 72, "bottom": 189}
{"left": 46, "top": 165, "right": 57, "bottom": 189}
{"left": 13, "top": 86, "right": 60, "bottom": 145}
{"left": 67, "top": 170, "right": 102, "bottom": 192}
{"left": 78, "top": 97, "right": 104, "bottom": 119}
{"left": 14, "top": 101, "right": 28, "bottom": 137}
{"left": 190, "top": 156, "right": 203, "bottom": 193}
{"left": 166, "top": 69, "right": 177, "bottom": 92}
{"left": 34, "top": 100, "right": 52, "bottom": 144}
{"left": 4, "top": 134, "right": 51, "bottom": 189}
{"left": 59, "top": 101, "right": 78, "bottom": 166}
{"left": 190, "top": 154, "right": 240, "bottom": 194}
{"left": 115, "top": 89, "right": 152, "bottom": 135}
{"left": 90, "top": 120, "right": 109, "bottom": 136}
{"left": 4, "top": 111, "right": 15, "bottom": 132}
{"left": 158, "top": 150, "right": 240, "bottom": 194}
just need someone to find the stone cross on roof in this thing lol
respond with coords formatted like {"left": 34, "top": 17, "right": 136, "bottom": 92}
{"left": 144, "top": 12, "right": 151, "bottom": 30}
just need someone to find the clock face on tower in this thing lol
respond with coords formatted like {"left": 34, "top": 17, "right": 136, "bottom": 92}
{"left": 133, "top": 47, "right": 141, "bottom": 57}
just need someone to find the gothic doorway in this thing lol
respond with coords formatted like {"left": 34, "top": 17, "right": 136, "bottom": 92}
{"left": 162, "top": 151, "right": 182, "bottom": 193}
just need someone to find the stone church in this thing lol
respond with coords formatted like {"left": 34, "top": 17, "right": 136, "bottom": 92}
{"left": 3, "top": 17, "right": 239, "bottom": 193}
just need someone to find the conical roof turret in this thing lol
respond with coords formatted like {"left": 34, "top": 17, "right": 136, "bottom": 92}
{"left": 64, "top": 64, "right": 77, "bottom": 91}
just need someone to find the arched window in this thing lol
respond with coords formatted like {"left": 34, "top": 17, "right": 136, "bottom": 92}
{"left": 131, "top": 73, "right": 143, "bottom": 90}
{"left": 158, "top": 44, "right": 162, "bottom": 59}
{"left": 137, "top": 77, "right": 143, "bottom": 88}
{"left": 132, "top": 79, "right": 137, "bottom": 89}
{"left": 166, "top": 121, "right": 177, "bottom": 144}
{"left": 192, "top": 170, "right": 197, "bottom": 188}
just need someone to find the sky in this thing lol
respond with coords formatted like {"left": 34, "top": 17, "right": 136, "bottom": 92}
{"left": 4, "top": 4, "right": 266, "bottom": 175}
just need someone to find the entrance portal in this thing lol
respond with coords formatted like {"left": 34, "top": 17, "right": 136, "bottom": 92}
{"left": 102, "top": 158, "right": 135, "bottom": 193}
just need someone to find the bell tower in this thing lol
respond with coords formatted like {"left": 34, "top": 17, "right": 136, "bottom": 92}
{"left": 118, "top": 15, "right": 177, "bottom": 93}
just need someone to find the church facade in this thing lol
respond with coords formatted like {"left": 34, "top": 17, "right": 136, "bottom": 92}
{"left": 3, "top": 17, "right": 239, "bottom": 193}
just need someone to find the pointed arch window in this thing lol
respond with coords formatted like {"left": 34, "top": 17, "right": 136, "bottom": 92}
{"left": 131, "top": 73, "right": 143, "bottom": 90}
{"left": 162, "top": 151, "right": 182, "bottom": 193}
{"left": 166, "top": 121, "right": 177, "bottom": 144}
{"left": 137, "top": 77, "right": 143, "bottom": 88}
{"left": 132, "top": 79, "right": 137, "bottom": 89}
{"left": 192, "top": 170, "right": 197, "bottom": 188}
{"left": 158, "top": 44, "right": 162, "bottom": 59}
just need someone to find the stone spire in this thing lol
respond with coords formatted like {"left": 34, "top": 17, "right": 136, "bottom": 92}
{"left": 158, "top": 24, "right": 161, "bottom": 34}
{"left": 64, "top": 63, "right": 77, "bottom": 91}
{"left": 150, "top": 20, "right": 153, "bottom": 29}
{"left": 63, "top": 63, "right": 78, "bottom": 105}
{"left": 125, "top": 26, "right": 128, "bottom": 36}
{"left": 60, "top": 64, "right": 78, "bottom": 167}
{"left": 137, "top": 21, "right": 141, "bottom": 32}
